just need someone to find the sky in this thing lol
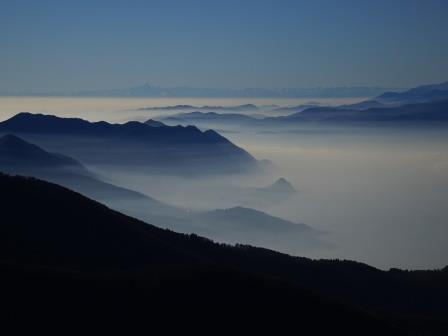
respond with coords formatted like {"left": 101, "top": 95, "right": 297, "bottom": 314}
{"left": 1, "top": 0, "right": 448, "bottom": 92}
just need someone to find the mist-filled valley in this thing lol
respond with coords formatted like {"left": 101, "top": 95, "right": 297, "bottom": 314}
{"left": 1, "top": 95, "right": 447, "bottom": 270}
{"left": 4, "top": 1, "right": 448, "bottom": 332}
{"left": 101, "top": 123, "right": 448, "bottom": 270}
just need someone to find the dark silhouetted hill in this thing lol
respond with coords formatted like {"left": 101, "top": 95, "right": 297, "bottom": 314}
{"left": 0, "top": 133, "right": 84, "bottom": 170}
{"left": 0, "top": 113, "right": 258, "bottom": 174}
{"left": 0, "top": 134, "right": 166, "bottom": 204}
{"left": 0, "top": 174, "right": 447, "bottom": 333}
{"left": 0, "top": 135, "right": 325, "bottom": 253}
{"left": 0, "top": 135, "right": 326, "bottom": 253}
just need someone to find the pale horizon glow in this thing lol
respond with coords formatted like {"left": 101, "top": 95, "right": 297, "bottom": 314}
{"left": 1, "top": 0, "right": 448, "bottom": 92}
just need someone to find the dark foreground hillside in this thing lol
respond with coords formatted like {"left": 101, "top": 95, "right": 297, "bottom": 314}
{"left": 0, "top": 173, "right": 447, "bottom": 334}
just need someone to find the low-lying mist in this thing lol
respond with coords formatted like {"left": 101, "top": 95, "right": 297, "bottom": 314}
{"left": 1, "top": 97, "right": 447, "bottom": 270}
{"left": 98, "top": 124, "right": 448, "bottom": 270}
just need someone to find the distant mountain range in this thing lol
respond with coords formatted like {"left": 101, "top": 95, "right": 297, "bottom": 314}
{"left": 138, "top": 103, "right": 259, "bottom": 112}
{"left": 0, "top": 134, "right": 321, "bottom": 253}
{"left": 278, "top": 99, "right": 448, "bottom": 123}
{"left": 0, "top": 83, "right": 399, "bottom": 98}
{"left": 161, "top": 111, "right": 257, "bottom": 125}
{"left": 156, "top": 82, "right": 448, "bottom": 126}
{"left": 337, "top": 100, "right": 388, "bottom": 110}
{"left": 376, "top": 81, "right": 448, "bottom": 104}
{"left": 0, "top": 113, "right": 258, "bottom": 174}
{"left": 1, "top": 173, "right": 447, "bottom": 333}
{"left": 272, "top": 104, "right": 321, "bottom": 113}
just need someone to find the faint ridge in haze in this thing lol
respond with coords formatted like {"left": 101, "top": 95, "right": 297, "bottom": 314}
{"left": 376, "top": 81, "right": 448, "bottom": 104}
{"left": 0, "top": 135, "right": 325, "bottom": 254}
{"left": 138, "top": 104, "right": 258, "bottom": 112}
{"left": 262, "top": 177, "right": 297, "bottom": 194}
{"left": 0, "top": 134, "right": 160, "bottom": 202}
{"left": 0, "top": 134, "right": 85, "bottom": 171}
{"left": 0, "top": 83, "right": 400, "bottom": 98}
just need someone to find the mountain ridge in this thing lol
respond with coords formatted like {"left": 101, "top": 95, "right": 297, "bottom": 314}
{"left": 1, "top": 173, "right": 447, "bottom": 333}
{"left": 376, "top": 81, "right": 448, "bottom": 104}
{"left": 0, "top": 113, "right": 258, "bottom": 174}
{"left": 0, "top": 135, "right": 320, "bottom": 253}
{"left": 0, "top": 134, "right": 161, "bottom": 203}
{"left": 0, "top": 133, "right": 86, "bottom": 170}
{"left": 1, "top": 83, "right": 398, "bottom": 98}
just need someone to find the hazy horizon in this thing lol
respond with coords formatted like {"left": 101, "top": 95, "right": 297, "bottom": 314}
{"left": 2, "top": 1, "right": 448, "bottom": 92}
{"left": 0, "top": 83, "right": 404, "bottom": 98}
{"left": 0, "top": 96, "right": 367, "bottom": 123}
{"left": 3, "top": 1, "right": 448, "bottom": 330}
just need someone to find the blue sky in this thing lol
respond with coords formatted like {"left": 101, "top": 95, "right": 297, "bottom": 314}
{"left": 1, "top": 0, "right": 448, "bottom": 91}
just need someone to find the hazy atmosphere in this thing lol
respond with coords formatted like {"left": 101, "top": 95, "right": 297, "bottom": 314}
{"left": 2, "top": 0, "right": 448, "bottom": 92}
{"left": 2, "top": 1, "right": 448, "bottom": 331}
{"left": 1, "top": 96, "right": 447, "bottom": 269}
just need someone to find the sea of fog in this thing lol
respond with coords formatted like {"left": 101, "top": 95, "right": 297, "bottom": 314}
{"left": 0, "top": 96, "right": 364, "bottom": 122}
{"left": 1, "top": 97, "right": 447, "bottom": 270}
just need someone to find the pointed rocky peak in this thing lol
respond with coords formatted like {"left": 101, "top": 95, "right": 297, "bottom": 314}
{"left": 266, "top": 177, "right": 297, "bottom": 193}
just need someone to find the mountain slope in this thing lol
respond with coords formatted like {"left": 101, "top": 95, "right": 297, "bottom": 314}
{"left": 123, "top": 202, "right": 327, "bottom": 255}
{"left": 337, "top": 100, "right": 387, "bottom": 110}
{"left": 0, "top": 113, "right": 258, "bottom": 174}
{"left": 376, "top": 81, "right": 448, "bottom": 104}
{"left": 278, "top": 99, "right": 448, "bottom": 123}
{"left": 161, "top": 111, "right": 257, "bottom": 125}
{"left": 144, "top": 119, "right": 166, "bottom": 127}
{"left": 0, "top": 133, "right": 85, "bottom": 170}
{"left": 190, "top": 206, "right": 325, "bottom": 254}
{"left": 0, "top": 174, "right": 447, "bottom": 333}
{"left": 0, "top": 134, "right": 324, "bottom": 252}
{"left": 0, "top": 134, "right": 167, "bottom": 205}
